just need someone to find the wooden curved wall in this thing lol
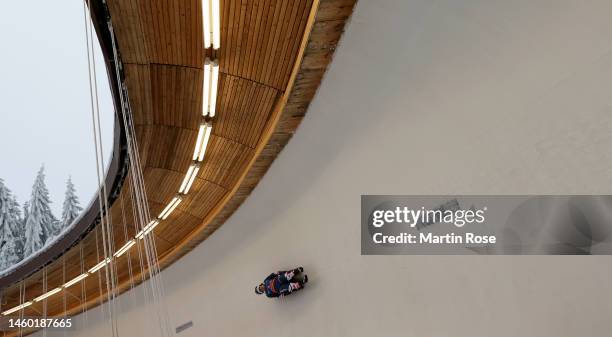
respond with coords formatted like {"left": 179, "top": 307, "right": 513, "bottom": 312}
{"left": 0, "top": 0, "right": 356, "bottom": 330}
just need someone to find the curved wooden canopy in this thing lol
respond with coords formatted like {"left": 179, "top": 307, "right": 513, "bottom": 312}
{"left": 0, "top": 0, "right": 356, "bottom": 328}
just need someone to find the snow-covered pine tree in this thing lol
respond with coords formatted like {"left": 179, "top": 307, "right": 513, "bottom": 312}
{"left": 61, "top": 177, "right": 82, "bottom": 230}
{"left": 0, "top": 238, "right": 19, "bottom": 270}
{"left": 9, "top": 195, "right": 24, "bottom": 260}
{"left": 23, "top": 166, "right": 57, "bottom": 257}
{"left": 0, "top": 179, "right": 12, "bottom": 239}
{"left": 9, "top": 196, "right": 22, "bottom": 234}
{"left": 0, "top": 179, "right": 21, "bottom": 270}
{"left": 22, "top": 201, "right": 29, "bottom": 225}
{"left": 20, "top": 201, "right": 29, "bottom": 259}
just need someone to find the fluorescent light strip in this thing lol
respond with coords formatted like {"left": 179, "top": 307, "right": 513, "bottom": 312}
{"left": 64, "top": 273, "right": 89, "bottom": 288}
{"left": 202, "top": 61, "right": 212, "bottom": 117}
{"left": 136, "top": 220, "right": 160, "bottom": 240}
{"left": 88, "top": 257, "right": 111, "bottom": 274}
{"left": 34, "top": 288, "right": 62, "bottom": 302}
{"left": 166, "top": 198, "right": 182, "bottom": 218}
{"left": 203, "top": 0, "right": 220, "bottom": 49}
{"left": 193, "top": 123, "right": 206, "bottom": 160}
{"left": 179, "top": 164, "right": 200, "bottom": 194}
{"left": 142, "top": 220, "right": 161, "bottom": 236}
{"left": 212, "top": 0, "right": 221, "bottom": 49}
{"left": 197, "top": 123, "right": 213, "bottom": 162}
{"left": 202, "top": 59, "right": 219, "bottom": 117}
{"left": 114, "top": 239, "right": 136, "bottom": 257}
{"left": 158, "top": 197, "right": 179, "bottom": 219}
{"left": 159, "top": 197, "right": 182, "bottom": 220}
{"left": 209, "top": 62, "right": 219, "bottom": 117}
{"left": 203, "top": 0, "right": 212, "bottom": 48}
{"left": 2, "top": 302, "right": 32, "bottom": 315}
{"left": 184, "top": 166, "right": 200, "bottom": 194}
{"left": 179, "top": 165, "right": 196, "bottom": 192}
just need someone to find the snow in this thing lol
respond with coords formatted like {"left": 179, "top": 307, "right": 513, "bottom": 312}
{"left": 0, "top": 167, "right": 83, "bottom": 274}
{"left": 0, "top": 179, "right": 21, "bottom": 270}
{"left": 61, "top": 177, "right": 83, "bottom": 229}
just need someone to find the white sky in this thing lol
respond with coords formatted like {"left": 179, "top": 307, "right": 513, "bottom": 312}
{"left": 0, "top": 1, "right": 114, "bottom": 216}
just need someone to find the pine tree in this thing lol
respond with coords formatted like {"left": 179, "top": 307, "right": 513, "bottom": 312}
{"left": 20, "top": 201, "right": 29, "bottom": 259}
{"left": 0, "top": 179, "right": 12, "bottom": 238}
{"left": 0, "top": 179, "right": 21, "bottom": 270}
{"left": 23, "top": 166, "right": 57, "bottom": 257}
{"left": 9, "top": 195, "right": 23, "bottom": 260}
{"left": 22, "top": 201, "right": 29, "bottom": 230}
{"left": 0, "top": 238, "right": 19, "bottom": 270}
{"left": 61, "top": 177, "right": 82, "bottom": 230}
{"left": 9, "top": 196, "right": 22, "bottom": 235}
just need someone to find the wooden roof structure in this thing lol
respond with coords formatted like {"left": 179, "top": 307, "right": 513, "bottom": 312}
{"left": 0, "top": 0, "right": 356, "bottom": 332}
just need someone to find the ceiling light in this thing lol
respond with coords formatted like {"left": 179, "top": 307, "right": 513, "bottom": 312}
{"left": 212, "top": 0, "right": 220, "bottom": 49}
{"left": 158, "top": 197, "right": 182, "bottom": 220}
{"left": 196, "top": 122, "right": 213, "bottom": 162}
{"left": 203, "top": 0, "right": 221, "bottom": 49}
{"left": 142, "top": 220, "right": 160, "bottom": 237}
{"left": 114, "top": 240, "right": 136, "bottom": 257}
{"left": 34, "top": 288, "right": 62, "bottom": 302}
{"left": 88, "top": 257, "right": 111, "bottom": 274}
{"left": 136, "top": 220, "right": 160, "bottom": 240}
{"left": 203, "top": 0, "right": 211, "bottom": 48}
{"left": 193, "top": 122, "right": 206, "bottom": 160}
{"left": 202, "top": 58, "right": 219, "bottom": 117}
{"left": 179, "top": 164, "right": 200, "bottom": 194}
{"left": 2, "top": 302, "right": 32, "bottom": 315}
{"left": 209, "top": 62, "right": 219, "bottom": 116}
{"left": 64, "top": 273, "right": 89, "bottom": 288}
